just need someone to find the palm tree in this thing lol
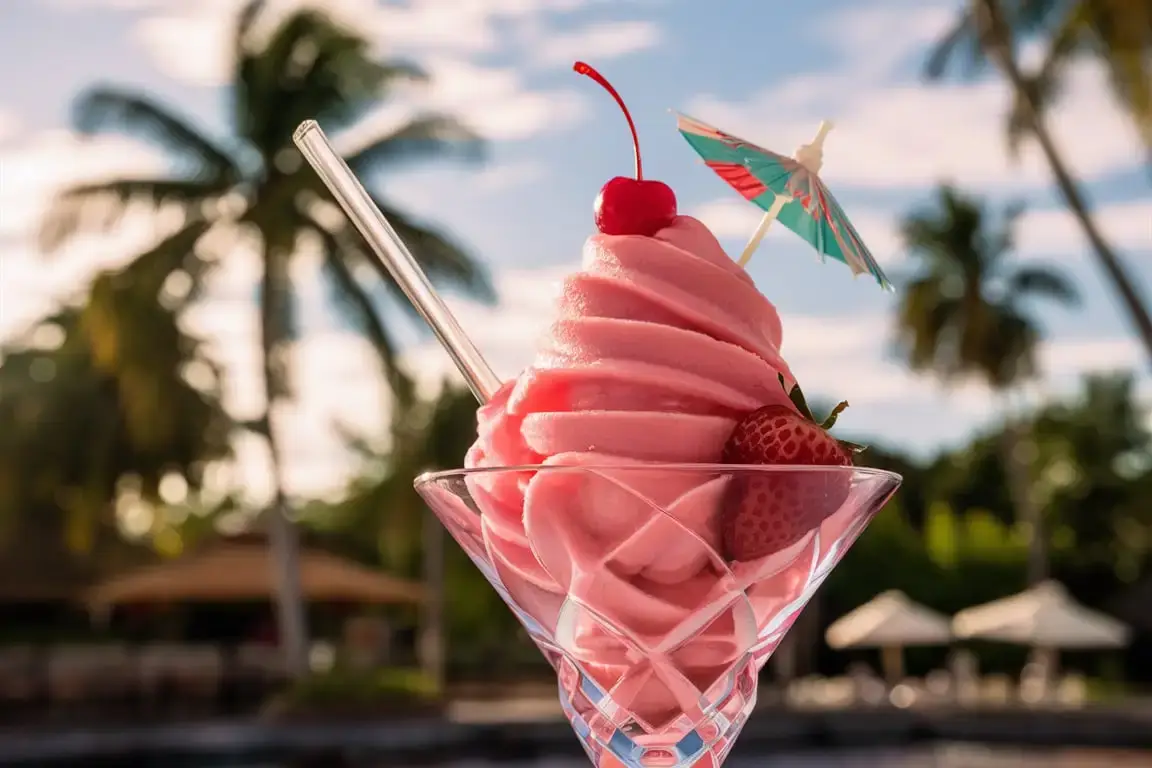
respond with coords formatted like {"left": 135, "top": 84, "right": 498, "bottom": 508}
{"left": 1014, "top": 0, "right": 1152, "bottom": 157}
{"left": 894, "top": 184, "right": 1079, "bottom": 583}
{"left": 927, "top": 0, "right": 1152, "bottom": 369}
{"left": 39, "top": 0, "right": 493, "bottom": 676}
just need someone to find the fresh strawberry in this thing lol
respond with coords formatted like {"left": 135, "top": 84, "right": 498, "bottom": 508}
{"left": 721, "top": 375, "right": 865, "bottom": 562}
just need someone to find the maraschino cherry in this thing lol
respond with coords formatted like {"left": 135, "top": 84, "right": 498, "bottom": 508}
{"left": 574, "top": 61, "right": 677, "bottom": 237}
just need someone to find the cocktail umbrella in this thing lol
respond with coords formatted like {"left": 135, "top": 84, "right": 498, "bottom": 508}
{"left": 675, "top": 112, "right": 891, "bottom": 290}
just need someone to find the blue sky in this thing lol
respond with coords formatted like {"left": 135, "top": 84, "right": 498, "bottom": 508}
{"left": 0, "top": 0, "right": 1148, "bottom": 502}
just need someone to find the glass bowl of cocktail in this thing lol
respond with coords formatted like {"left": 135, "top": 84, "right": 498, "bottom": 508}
{"left": 293, "top": 85, "right": 901, "bottom": 766}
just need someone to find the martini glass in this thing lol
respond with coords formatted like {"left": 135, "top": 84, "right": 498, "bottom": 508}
{"left": 292, "top": 121, "right": 902, "bottom": 767}
{"left": 417, "top": 463, "right": 900, "bottom": 767}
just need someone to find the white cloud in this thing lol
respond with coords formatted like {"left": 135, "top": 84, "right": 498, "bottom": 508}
{"left": 126, "top": 0, "right": 595, "bottom": 142}
{"left": 532, "top": 20, "right": 663, "bottom": 67}
{"left": 683, "top": 5, "right": 1145, "bottom": 191}
{"left": 407, "top": 57, "right": 587, "bottom": 142}
{"left": 0, "top": 112, "right": 20, "bottom": 144}
{"left": 1017, "top": 200, "right": 1152, "bottom": 258}
{"left": 0, "top": 131, "right": 170, "bottom": 338}
{"left": 132, "top": 4, "right": 236, "bottom": 88}
{"left": 470, "top": 159, "right": 547, "bottom": 192}
{"left": 1038, "top": 337, "right": 1142, "bottom": 382}
{"left": 0, "top": 130, "right": 167, "bottom": 239}
{"left": 48, "top": 0, "right": 167, "bottom": 8}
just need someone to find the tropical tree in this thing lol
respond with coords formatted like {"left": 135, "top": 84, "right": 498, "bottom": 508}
{"left": 927, "top": 0, "right": 1152, "bottom": 367}
{"left": 0, "top": 265, "right": 232, "bottom": 566}
{"left": 39, "top": 0, "right": 493, "bottom": 675}
{"left": 893, "top": 184, "right": 1079, "bottom": 583}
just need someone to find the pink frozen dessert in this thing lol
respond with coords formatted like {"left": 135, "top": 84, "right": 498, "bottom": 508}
{"left": 463, "top": 210, "right": 809, "bottom": 720}
{"left": 454, "top": 63, "right": 875, "bottom": 727}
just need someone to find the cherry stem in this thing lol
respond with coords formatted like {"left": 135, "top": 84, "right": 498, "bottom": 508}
{"left": 574, "top": 61, "right": 643, "bottom": 180}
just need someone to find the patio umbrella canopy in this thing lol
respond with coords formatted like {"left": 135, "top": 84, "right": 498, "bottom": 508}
{"left": 826, "top": 590, "right": 952, "bottom": 684}
{"left": 952, "top": 580, "right": 1130, "bottom": 648}
{"left": 84, "top": 539, "right": 425, "bottom": 609}
{"left": 827, "top": 591, "right": 952, "bottom": 648}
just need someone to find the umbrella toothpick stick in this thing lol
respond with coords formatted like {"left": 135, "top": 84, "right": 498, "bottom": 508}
{"left": 737, "top": 193, "right": 789, "bottom": 267}
{"left": 738, "top": 120, "right": 835, "bottom": 268}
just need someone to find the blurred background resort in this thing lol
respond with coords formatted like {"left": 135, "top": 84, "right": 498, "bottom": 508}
{"left": 0, "top": 0, "right": 1149, "bottom": 763}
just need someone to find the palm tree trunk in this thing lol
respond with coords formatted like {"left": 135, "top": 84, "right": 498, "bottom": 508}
{"left": 259, "top": 253, "right": 310, "bottom": 679}
{"left": 975, "top": 0, "right": 1152, "bottom": 369}
{"left": 265, "top": 475, "right": 309, "bottom": 677}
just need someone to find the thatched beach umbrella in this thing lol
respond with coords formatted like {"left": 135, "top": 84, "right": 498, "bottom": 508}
{"left": 953, "top": 580, "right": 1130, "bottom": 682}
{"left": 826, "top": 590, "right": 952, "bottom": 684}
{"left": 85, "top": 537, "right": 425, "bottom": 609}
{"left": 953, "top": 580, "right": 1129, "bottom": 649}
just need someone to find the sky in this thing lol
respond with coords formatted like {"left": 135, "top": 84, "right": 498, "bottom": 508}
{"left": 0, "top": 0, "right": 1148, "bottom": 506}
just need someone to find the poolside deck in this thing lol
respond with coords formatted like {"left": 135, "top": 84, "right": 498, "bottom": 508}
{"left": 0, "top": 705, "right": 1149, "bottom": 765}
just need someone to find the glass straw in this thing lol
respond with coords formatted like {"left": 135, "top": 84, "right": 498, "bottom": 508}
{"left": 293, "top": 120, "right": 501, "bottom": 404}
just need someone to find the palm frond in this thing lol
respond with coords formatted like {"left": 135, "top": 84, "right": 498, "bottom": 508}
{"left": 345, "top": 114, "right": 484, "bottom": 174}
{"left": 1094, "top": 9, "right": 1152, "bottom": 153}
{"left": 305, "top": 215, "right": 415, "bottom": 404}
{"left": 238, "top": 7, "right": 426, "bottom": 155}
{"left": 119, "top": 218, "right": 215, "bottom": 302}
{"left": 1008, "top": 264, "right": 1080, "bottom": 305}
{"left": 309, "top": 58, "right": 429, "bottom": 132}
{"left": 983, "top": 306, "right": 1040, "bottom": 386}
{"left": 982, "top": 199, "right": 1025, "bottom": 266}
{"left": 1014, "top": 0, "right": 1067, "bottom": 31}
{"left": 902, "top": 186, "right": 989, "bottom": 277}
{"left": 897, "top": 277, "right": 963, "bottom": 374}
{"left": 73, "top": 88, "right": 239, "bottom": 180}
{"left": 925, "top": 8, "right": 987, "bottom": 80}
{"left": 370, "top": 197, "right": 496, "bottom": 304}
{"left": 39, "top": 178, "right": 223, "bottom": 253}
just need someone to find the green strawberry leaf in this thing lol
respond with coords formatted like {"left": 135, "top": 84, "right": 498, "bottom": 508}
{"left": 821, "top": 401, "right": 850, "bottom": 430}
{"left": 778, "top": 374, "right": 850, "bottom": 430}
